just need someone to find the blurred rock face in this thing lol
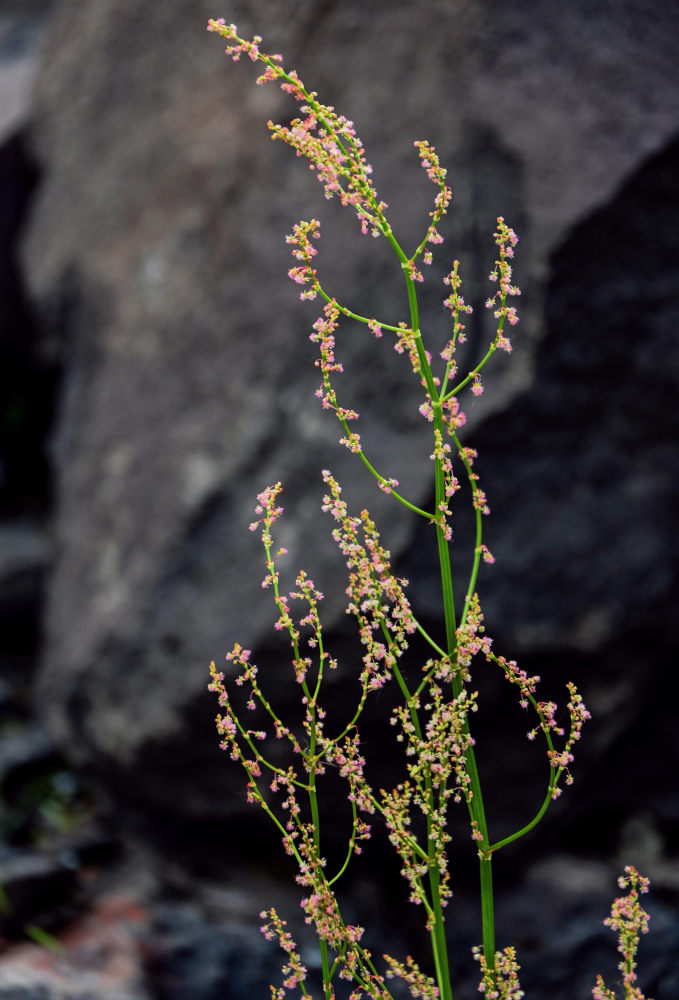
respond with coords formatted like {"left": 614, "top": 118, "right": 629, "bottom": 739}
{"left": 18, "top": 0, "right": 679, "bottom": 873}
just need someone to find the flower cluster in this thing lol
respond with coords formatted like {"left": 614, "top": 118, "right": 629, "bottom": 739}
{"left": 473, "top": 945, "right": 524, "bottom": 1000}
{"left": 286, "top": 218, "right": 321, "bottom": 301}
{"left": 413, "top": 140, "right": 452, "bottom": 243}
{"left": 441, "top": 261, "right": 473, "bottom": 362}
{"left": 429, "top": 428, "right": 460, "bottom": 542}
{"left": 384, "top": 953, "right": 441, "bottom": 1000}
{"left": 321, "top": 727, "right": 375, "bottom": 820}
{"left": 455, "top": 592, "right": 493, "bottom": 675}
{"left": 259, "top": 908, "right": 309, "bottom": 996}
{"left": 542, "top": 682, "right": 591, "bottom": 793}
{"left": 321, "top": 470, "right": 417, "bottom": 686}
{"left": 210, "top": 480, "right": 428, "bottom": 995}
{"left": 310, "top": 300, "right": 362, "bottom": 453}
{"left": 485, "top": 217, "right": 521, "bottom": 352}
{"left": 485, "top": 648, "right": 589, "bottom": 799}
{"left": 208, "top": 18, "right": 388, "bottom": 238}
{"left": 592, "top": 867, "right": 652, "bottom": 1000}
{"left": 387, "top": 682, "right": 478, "bottom": 894}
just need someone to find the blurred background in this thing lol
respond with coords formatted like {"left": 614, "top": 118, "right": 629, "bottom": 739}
{"left": 0, "top": 0, "right": 678, "bottom": 996}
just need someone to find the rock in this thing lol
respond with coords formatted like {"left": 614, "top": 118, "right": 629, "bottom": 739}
{"left": 0, "top": 724, "right": 56, "bottom": 798}
{"left": 470, "top": 134, "right": 679, "bottom": 655}
{"left": 0, "top": 4, "right": 58, "bottom": 703}
{"left": 0, "top": 5, "right": 56, "bottom": 519}
{"left": 484, "top": 856, "right": 679, "bottom": 1000}
{"left": 1, "top": 850, "right": 675, "bottom": 1000}
{"left": 0, "top": 892, "right": 151, "bottom": 1000}
{"left": 0, "top": 523, "right": 49, "bottom": 656}
{"left": 142, "top": 902, "right": 279, "bottom": 1000}
{"left": 18, "top": 0, "right": 679, "bottom": 910}
{"left": 0, "top": 5, "right": 54, "bottom": 147}
{"left": 0, "top": 845, "right": 75, "bottom": 934}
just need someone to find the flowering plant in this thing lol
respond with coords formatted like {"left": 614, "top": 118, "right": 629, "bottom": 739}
{"left": 206, "top": 19, "right": 651, "bottom": 1000}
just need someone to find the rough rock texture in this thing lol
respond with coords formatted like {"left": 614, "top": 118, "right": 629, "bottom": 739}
{"left": 0, "top": 2, "right": 58, "bottom": 723}
{"left": 15, "top": 1, "right": 679, "bottom": 987}
{"left": 0, "top": 891, "right": 152, "bottom": 1000}
{"left": 0, "top": 853, "right": 676, "bottom": 1000}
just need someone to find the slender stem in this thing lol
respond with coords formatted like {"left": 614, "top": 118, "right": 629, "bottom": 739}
{"left": 414, "top": 617, "right": 448, "bottom": 659}
{"left": 389, "top": 256, "right": 455, "bottom": 1000}
{"left": 302, "top": 631, "right": 332, "bottom": 996}
{"left": 311, "top": 277, "right": 411, "bottom": 336}
{"left": 328, "top": 798, "right": 359, "bottom": 886}
{"left": 488, "top": 778, "right": 556, "bottom": 853}
{"left": 449, "top": 429, "right": 485, "bottom": 629}
{"left": 479, "top": 854, "right": 496, "bottom": 968}
{"left": 397, "top": 262, "right": 498, "bottom": 989}
{"left": 307, "top": 727, "right": 332, "bottom": 995}
{"left": 429, "top": 891, "right": 452, "bottom": 1000}
{"left": 441, "top": 341, "right": 497, "bottom": 401}
{"left": 350, "top": 440, "right": 432, "bottom": 518}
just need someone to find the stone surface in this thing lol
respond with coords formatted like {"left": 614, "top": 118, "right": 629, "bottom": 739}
{"left": 0, "top": 845, "right": 75, "bottom": 934}
{"left": 0, "top": 892, "right": 151, "bottom": 1000}
{"left": 1, "top": 853, "right": 674, "bottom": 1000}
{"left": 0, "top": 2, "right": 58, "bottom": 713}
{"left": 15, "top": 2, "right": 679, "bottom": 980}
{"left": 0, "top": 4, "right": 54, "bottom": 146}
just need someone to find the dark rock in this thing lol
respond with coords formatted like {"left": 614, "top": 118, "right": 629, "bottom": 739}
{"left": 0, "top": 723, "right": 105, "bottom": 852}
{"left": 0, "top": 523, "right": 48, "bottom": 657}
{"left": 142, "top": 901, "right": 278, "bottom": 1000}
{"left": 0, "top": 890, "right": 151, "bottom": 1000}
{"left": 0, "top": 5, "right": 54, "bottom": 148}
{"left": 462, "top": 856, "right": 679, "bottom": 1000}
{"left": 0, "top": 725, "right": 55, "bottom": 795}
{"left": 0, "top": 985, "right": 52, "bottom": 1000}
{"left": 0, "top": 5, "right": 57, "bottom": 518}
{"left": 0, "top": 845, "right": 75, "bottom": 934}
{"left": 0, "top": 5, "right": 59, "bottom": 706}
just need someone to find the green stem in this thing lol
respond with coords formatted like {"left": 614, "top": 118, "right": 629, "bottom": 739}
{"left": 449, "top": 430, "right": 484, "bottom": 629}
{"left": 389, "top": 255, "right": 455, "bottom": 1000}
{"left": 307, "top": 739, "right": 332, "bottom": 995}
{"left": 331, "top": 184, "right": 500, "bottom": 995}
{"left": 303, "top": 638, "right": 332, "bottom": 997}
{"left": 479, "top": 853, "right": 496, "bottom": 970}
{"left": 405, "top": 275, "right": 498, "bottom": 990}
{"left": 435, "top": 480, "right": 496, "bottom": 982}
{"left": 488, "top": 779, "right": 556, "bottom": 853}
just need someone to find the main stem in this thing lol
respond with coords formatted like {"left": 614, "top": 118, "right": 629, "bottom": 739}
{"left": 433, "top": 417, "right": 497, "bottom": 980}
{"left": 397, "top": 246, "right": 498, "bottom": 988}
{"left": 308, "top": 710, "right": 333, "bottom": 996}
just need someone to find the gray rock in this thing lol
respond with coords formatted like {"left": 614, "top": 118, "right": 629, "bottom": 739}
{"left": 0, "top": 523, "right": 49, "bottom": 632}
{"left": 0, "top": 5, "right": 54, "bottom": 145}
{"left": 0, "top": 724, "right": 55, "bottom": 790}
{"left": 143, "top": 901, "right": 280, "bottom": 1000}
{"left": 18, "top": 0, "right": 679, "bottom": 879}
{"left": 0, "top": 844, "right": 75, "bottom": 931}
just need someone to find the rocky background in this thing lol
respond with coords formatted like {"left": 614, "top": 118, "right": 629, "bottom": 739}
{"left": 1, "top": 0, "right": 678, "bottom": 997}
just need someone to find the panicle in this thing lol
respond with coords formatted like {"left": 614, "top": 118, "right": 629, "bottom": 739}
{"left": 592, "top": 867, "right": 652, "bottom": 1000}
{"left": 208, "top": 19, "right": 387, "bottom": 236}
{"left": 485, "top": 216, "right": 521, "bottom": 352}
{"left": 321, "top": 469, "right": 416, "bottom": 687}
